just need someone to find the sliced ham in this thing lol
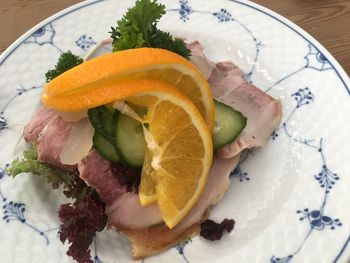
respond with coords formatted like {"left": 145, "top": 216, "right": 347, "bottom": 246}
{"left": 108, "top": 193, "right": 163, "bottom": 230}
{"left": 124, "top": 156, "right": 240, "bottom": 259}
{"left": 188, "top": 42, "right": 282, "bottom": 158}
{"left": 208, "top": 62, "right": 246, "bottom": 99}
{"left": 23, "top": 106, "right": 58, "bottom": 142}
{"left": 208, "top": 62, "right": 281, "bottom": 158}
{"left": 37, "top": 115, "right": 75, "bottom": 170}
{"left": 187, "top": 41, "right": 216, "bottom": 79}
{"left": 78, "top": 150, "right": 126, "bottom": 204}
{"left": 25, "top": 106, "right": 91, "bottom": 167}
{"left": 78, "top": 150, "right": 163, "bottom": 230}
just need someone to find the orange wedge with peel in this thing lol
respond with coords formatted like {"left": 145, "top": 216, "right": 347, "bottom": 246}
{"left": 44, "top": 48, "right": 214, "bottom": 132}
{"left": 42, "top": 79, "right": 213, "bottom": 229}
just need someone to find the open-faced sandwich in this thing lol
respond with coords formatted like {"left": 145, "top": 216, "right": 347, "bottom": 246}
{"left": 7, "top": 0, "right": 281, "bottom": 262}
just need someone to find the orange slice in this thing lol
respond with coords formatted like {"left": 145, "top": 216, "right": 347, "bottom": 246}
{"left": 138, "top": 148, "right": 157, "bottom": 205}
{"left": 127, "top": 86, "right": 213, "bottom": 229}
{"left": 44, "top": 48, "right": 214, "bottom": 131}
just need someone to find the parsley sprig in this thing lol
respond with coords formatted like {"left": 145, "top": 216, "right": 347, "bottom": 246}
{"left": 45, "top": 51, "right": 83, "bottom": 82}
{"left": 110, "top": 0, "right": 191, "bottom": 59}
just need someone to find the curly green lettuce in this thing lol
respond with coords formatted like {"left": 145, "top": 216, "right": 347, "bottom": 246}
{"left": 6, "top": 146, "right": 91, "bottom": 200}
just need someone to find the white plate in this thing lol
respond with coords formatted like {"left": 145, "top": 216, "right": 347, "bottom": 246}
{"left": 0, "top": 0, "right": 349, "bottom": 262}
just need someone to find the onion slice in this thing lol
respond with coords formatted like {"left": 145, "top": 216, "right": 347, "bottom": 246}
{"left": 59, "top": 118, "right": 94, "bottom": 165}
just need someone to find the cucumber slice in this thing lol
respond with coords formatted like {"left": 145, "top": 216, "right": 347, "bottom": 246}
{"left": 93, "top": 132, "right": 121, "bottom": 162}
{"left": 213, "top": 100, "right": 247, "bottom": 152}
{"left": 88, "top": 106, "right": 115, "bottom": 141}
{"left": 115, "top": 113, "right": 147, "bottom": 167}
{"left": 88, "top": 106, "right": 121, "bottom": 162}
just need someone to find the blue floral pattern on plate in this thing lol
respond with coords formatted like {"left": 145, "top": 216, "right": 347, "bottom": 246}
{"left": 269, "top": 86, "right": 342, "bottom": 262}
{"left": 76, "top": 35, "right": 97, "bottom": 51}
{"left": 0, "top": 166, "right": 58, "bottom": 245}
{"left": 0, "top": 0, "right": 349, "bottom": 262}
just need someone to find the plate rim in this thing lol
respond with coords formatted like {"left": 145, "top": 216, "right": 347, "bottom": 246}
{"left": 229, "top": 0, "right": 350, "bottom": 95}
{"left": 0, "top": 0, "right": 104, "bottom": 66}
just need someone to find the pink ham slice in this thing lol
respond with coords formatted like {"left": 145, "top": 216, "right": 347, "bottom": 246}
{"left": 24, "top": 106, "right": 90, "bottom": 168}
{"left": 24, "top": 106, "right": 58, "bottom": 142}
{"left": 187, "top": 42, "right": 282, "bottom": 158}
{"left": 108, "top": 193, "right": 163, "bottom": 230}
{"left": 187, "top": 41, "right": 216, "bottom": 79}
{"left": 37, "top": 115, "right": 75, "bottom": 170}
{"left": 78, "top": 150, "right": 163, "bottom": 230}
{"left": 78, "top": 150, "right": 125, "bottom": 205}
{"left": 208, "top": 62, "right": 246, "bottom": 99}
{"left": 208, "top": 62, "right": 281, "bottom": 158}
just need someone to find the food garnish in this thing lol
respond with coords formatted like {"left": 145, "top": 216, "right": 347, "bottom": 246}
{"left": 88, "top": 106, "right": 122, "bottom": 162}
{"left": 110, "top": 0, "right": 191, "bottom": 59}
{"left": 45, "top": 51, "right": 83, "bottom": 82}
{"left": 6, "top": 146, "right": 107, "bottom": 263}
{"left": 200, "top": 219, "right": 235, "bottom": 241}
{"left": 6, "top": 146, "right": 90, "bottom": 199}
{"left": 58, "top": 192, "right": 107, "bottom": 263}
{"left": 111, "top": 162, "right": 141, "bottom": 192}
{"left": 213, "top": 100, "right": 247, "bottom": 152}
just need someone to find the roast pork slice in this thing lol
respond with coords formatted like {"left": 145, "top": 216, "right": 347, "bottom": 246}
{"left": 78, "top": 150, "right": 163, "bottom": 230}
{"left": 36, "top": 115, "right": 76, "bottom": 170}
{"left": 24, "top": 106, "right": 58, "bottom": 142}
{"left": 187, "top": 40, "right": 216, "bottom": 79}
{"left": 208, "top": 62, "right": 281, "bottom": 158}
{"left": 188, "top": 42, "right": 281, "bottom": 158}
